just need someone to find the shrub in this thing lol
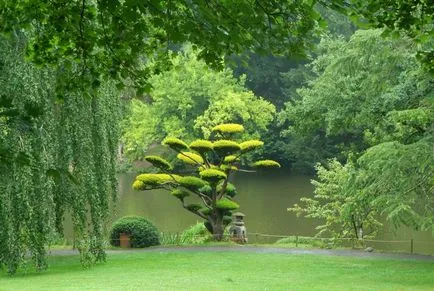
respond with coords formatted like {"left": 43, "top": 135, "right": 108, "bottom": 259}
{"left": 110, "top": 216, "right": 160, "bottom": 248}
{"left": 178, "top": 176, "right": 209, "bottom": 190}
{"left": 180, "top": 222, "right": 212, "bottom": 244}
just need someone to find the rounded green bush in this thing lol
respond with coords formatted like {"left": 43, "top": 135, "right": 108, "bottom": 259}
{"left": 110, "top": 216, "right": 160, "bottom": 248}
{"left": 133, "top": 173, "right": 180, "bottom": 190}
{"left": 223, "top": 155, "right": 239, "bottom": 163}
{"left": 171, "top": 189, "right": 190, "bottom": 200}
{"left": 217, "top": 182, "right": 237, "bottom": 197}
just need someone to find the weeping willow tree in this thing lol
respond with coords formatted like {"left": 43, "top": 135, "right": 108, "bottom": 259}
{"left": 0, "top": 35, "right": 120, "bottom": 274}
{"left": 132, "top": 123, "right": 280, "bottom": 240}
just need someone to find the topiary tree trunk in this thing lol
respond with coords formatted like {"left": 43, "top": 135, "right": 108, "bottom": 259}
{"left": 132, "top": 123, "right": 280, "bottom": 241}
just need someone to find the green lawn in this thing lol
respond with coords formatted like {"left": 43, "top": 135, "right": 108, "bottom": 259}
{"left": 1, "top": 250, "right": 433, "bottom": 290}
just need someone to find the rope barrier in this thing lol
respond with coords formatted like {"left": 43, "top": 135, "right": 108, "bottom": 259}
{"left": 78, "top": 233, "right": 433, "bottom": 255}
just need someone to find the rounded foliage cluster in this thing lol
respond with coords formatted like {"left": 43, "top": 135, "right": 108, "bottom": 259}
{"left": 212, "top": 123, "right": 244, "bottom": 133}
{"left": 199, "top": 168, "right": 227, "bottom": 183}
{"left": 133, "top": 173, "right": 180, "bottom": 190}
{"left": 213, "top": 140, "right": 241, "bottom": 154}
{"left": 216, "top": 198, "right": 239, "bottom": 210}
{"left": 171, "top": 189, "right": 190, "bottom": 200}
{"left": 162, "top": 137, "right": 189, "bottom": 151}
{"left": 189, "top": 139, "right": 213, "bottom": 153}
{"left": 144, "top": 155, "right": 173, "bottom": 170}
{"left": 217, "top": 182, "right": 237, "bottom": 197}
{"left": 177, "top": 151, "right": 204, "bottom": 164}
{"left": 223, "top": 155, "right": 239, "bottom": 163}
{"left": 178, "top": 176, "right": 209, "bottom": 190}
{"left": 252, "top": 159, "right": 281, "bottom": 168}
{"left": 110, "top": 216, "right": 160, "bottom": 248}
{"left": 239, "top": 140, "right": 264, "bottom": 152}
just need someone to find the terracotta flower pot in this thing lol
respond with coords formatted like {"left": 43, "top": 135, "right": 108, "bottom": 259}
{"left": 119, "top": 233, "right": 131, "bottom": 248}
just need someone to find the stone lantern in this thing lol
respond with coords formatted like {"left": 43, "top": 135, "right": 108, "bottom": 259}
{"left": 229, "top": 212, "right": 248, "bottom": 243}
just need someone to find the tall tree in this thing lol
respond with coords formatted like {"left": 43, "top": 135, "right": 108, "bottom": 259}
{"left": 279, "top": 29, "right": 430, "bottom": 171}
{"left": 285, "top": 29, "right": 434, "bottom": 235}
{"left": 132, "top": 123, "right": 280, "bottom": 240}
{"left": 0, "top": 36, "right": 120, "bottom": 273}
{"left": 122, "top": 47, "right": 275, "bottom": 160}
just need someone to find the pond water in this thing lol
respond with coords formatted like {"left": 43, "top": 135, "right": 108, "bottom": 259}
{"left": 64, "top": 170, "right": 434, "bottom": 254}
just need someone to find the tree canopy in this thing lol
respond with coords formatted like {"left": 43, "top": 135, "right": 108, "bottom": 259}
{"left": 0, "top": 0, "right": 321, "bottom": 91}
{"left": 285, "top": 29, "right": 434, "bottom": 236}
{"left": 122, "top": 47, "right": 275, "bottom": 160}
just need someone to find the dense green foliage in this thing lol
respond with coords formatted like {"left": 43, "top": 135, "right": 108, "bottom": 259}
{"left": 122, "top": 48, "right": 275, "bottom": 160}
{"left": 328, "top": 0, "right": 433, "bottom": 73}
{"left": 289, "top": 160, "right": 382, "bottom": 239}
{"left": 285, "top": 29, "right": 434, "bottom": 237}
{"left": 279, "top": 29, "right": 432, "bottom": 171}
{"left": 1, "top": 0, "right": 433, "bottom": 275}
{"left": 0, "top": 0, "right": 330, "bottom": 274}
{"left": 0, "top": 35, "right": 120, "bottom": 273}
{"left": 110, "top": 216, "right": 160, "bottom": 248}
{"left": 0, "top": 0, "right": 320, "bottom": 92}
{"left": 132, "top": 123, "right": 279, "bottom": 240}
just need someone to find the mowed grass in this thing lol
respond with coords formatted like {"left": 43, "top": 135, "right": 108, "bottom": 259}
{"left": 1, "top": 251, "right": 434, "bottom": 290}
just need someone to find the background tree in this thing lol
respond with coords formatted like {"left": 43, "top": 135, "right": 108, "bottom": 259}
{"left": 278, "top": 29, "right": 431, "bottom": 171}
{"left": 286, "top": 29, "right": 434, "bottom": 235}
{"left": 132, "top": 123, "right": 280, "bottom": 240}
{"left": 122, "top": 47, "right": 275, "bottom": 161}
{"left": 323, "top": 0, "right": 433, "bottom": 73}
{"left": 289, "top": 159, "right": 382, "bottom": 240}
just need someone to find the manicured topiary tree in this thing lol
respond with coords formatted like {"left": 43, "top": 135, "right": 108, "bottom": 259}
{"left": 132, "top": 123, "right": 280, "bottom": 241}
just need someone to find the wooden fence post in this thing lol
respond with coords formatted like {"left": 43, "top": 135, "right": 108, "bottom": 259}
{"left": 410, "top": 238, "right": 414, "bottom": 254}
{"left": 296, "top": 236, "right": 299, "bottom": 248}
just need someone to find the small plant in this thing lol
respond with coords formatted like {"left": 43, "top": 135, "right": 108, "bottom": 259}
{"left": 110, "top": 216, "right": 160, "bottom": 248}
{"left": 180, "top": 222, "right": 213, "bottom": 244}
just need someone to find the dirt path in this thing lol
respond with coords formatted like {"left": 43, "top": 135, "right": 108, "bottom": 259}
{"left": 47, "top": 246, "right": 434, "bottom": 261}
